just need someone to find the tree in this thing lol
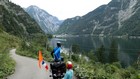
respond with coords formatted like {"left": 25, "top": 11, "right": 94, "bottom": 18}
{"left": 72, "top": 44, "right": 80, "bottom": 54}
{"left": 97, "top": 45, "right": 105, "bottom": 63}
{"left": 108, "top": 40, "right": 118, "bottom": 63}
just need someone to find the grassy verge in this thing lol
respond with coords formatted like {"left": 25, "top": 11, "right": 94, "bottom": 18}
{"left": 0, "top": 32, "right": 20, "bottom": 79}
{"left": 16, "top": 33, "right": 53, "bottom": 62}
{"left": 16, "top": 47, "right": 53, "bottom": 62}
{"left": 62, "top": 53, "right": 140, "bottom": 79}
{"left": 0, "top": 51, "right": 15, "bottom": 78}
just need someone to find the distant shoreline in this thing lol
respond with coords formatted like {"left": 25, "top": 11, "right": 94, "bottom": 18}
{"left": 53, "top": 34, "right": 140, "bottom": 39}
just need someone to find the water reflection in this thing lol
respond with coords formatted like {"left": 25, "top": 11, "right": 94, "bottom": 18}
{"left": 50, "top": 36, "right": 140, "bottom": 67}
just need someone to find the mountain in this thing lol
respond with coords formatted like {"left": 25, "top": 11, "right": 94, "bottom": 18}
{"left": 56, "top": 16, "right": 81, "bottom": 34}
{"left": 57, "top": 0, "right": 140, "bottom": 36}
{"left": 25, "top": 5, "right": 63, "bottom": 34}
{"left": 0, "top": 0, "right": 44, "bottom": 38}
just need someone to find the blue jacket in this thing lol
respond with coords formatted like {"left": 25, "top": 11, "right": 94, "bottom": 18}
{"left": 53, "top": 47, "right": 61, "bottom": 61}
{"left": 63, "top": 69, "right": 73, "bottom": 79}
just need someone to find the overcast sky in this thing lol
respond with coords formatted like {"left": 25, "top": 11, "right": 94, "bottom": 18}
{"left": 10, "top": 0, "right": 111, "bottom": 20}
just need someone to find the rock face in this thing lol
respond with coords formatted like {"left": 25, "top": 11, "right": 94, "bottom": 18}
{"left": 0, "top": 0, "right": 44, "bottom": 37}
{"left": 57, "top": 0, "right": 140, "bottom": 36}
{"left": 25, "top": 5, "right": 63, "bottom": 34}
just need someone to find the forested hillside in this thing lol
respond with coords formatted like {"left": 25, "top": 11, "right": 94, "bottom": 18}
{"left": 57, "top": 0, "right": 140, "bottom": 36}
{"left": 0, "top": 0, "right": 44, "bottom": 38}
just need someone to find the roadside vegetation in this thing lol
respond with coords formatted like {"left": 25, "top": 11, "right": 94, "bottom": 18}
{"left": 16, "top": 33, "right": 53, "bottom": 61}
{"left": 0, "top": 31, "right": 21, "bottom": 79}
{"left": 68, "top": 53, "right": 140, "bottom": 79}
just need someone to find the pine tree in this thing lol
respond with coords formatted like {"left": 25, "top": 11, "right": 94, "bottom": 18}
{"left": 109, "top": 40, "right": 118, "bottom": 63}
{"left": 97, "top": 45, "right": 105, "bottom": 63}
{"left": 72, "top": 44, "right": 80, "bottom": 54}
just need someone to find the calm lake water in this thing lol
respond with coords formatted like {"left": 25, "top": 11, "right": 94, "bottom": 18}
{"left": 50, "top": 36, "right": 140, "bottom": 67}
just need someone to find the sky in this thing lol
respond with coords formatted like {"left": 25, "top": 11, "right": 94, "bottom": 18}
{"left": 10, "top": 0, "right": 111, "bottom": 20}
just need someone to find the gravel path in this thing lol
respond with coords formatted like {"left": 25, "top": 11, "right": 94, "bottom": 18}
{"left": 7, "top": 49, "right": 52, "bottom": 79}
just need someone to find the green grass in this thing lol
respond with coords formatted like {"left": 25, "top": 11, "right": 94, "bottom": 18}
{"left": 0, "top": 32, "right": 20, "bottom": 79}
{"left": 16, "top": 46, "right": 53, "bottom": 62}
{"left": 15, "top": 33, "right": 53, "bottom": 62}
{"left": 62, "top": 53, "right": 140, "bottom": 79}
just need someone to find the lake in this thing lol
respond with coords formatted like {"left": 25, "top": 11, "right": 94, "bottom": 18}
{"left": 50, "top": 36, "right": 140, "bottom": 67}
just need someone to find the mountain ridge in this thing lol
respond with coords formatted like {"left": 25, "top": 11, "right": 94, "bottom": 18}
{"left": 25, "top": 5, "right": 63, "bottom": 34}
{"left": 57, "top": 0, "right": 140, "bottom": 36}
{"left": 0, "top": 0, "right": 44, "bottom": 37}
